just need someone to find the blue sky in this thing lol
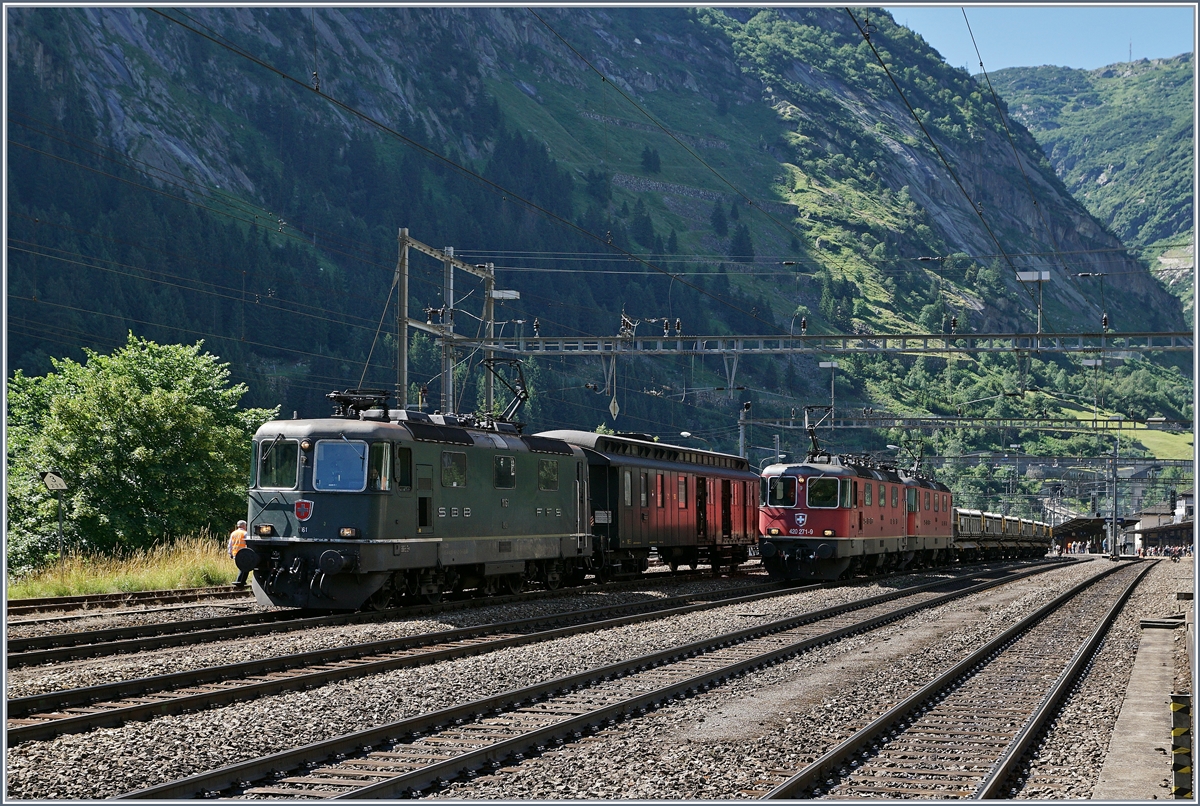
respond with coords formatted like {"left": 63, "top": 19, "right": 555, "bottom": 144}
{"left": 881, "top": 6, "right": 1195, "bottom": 72}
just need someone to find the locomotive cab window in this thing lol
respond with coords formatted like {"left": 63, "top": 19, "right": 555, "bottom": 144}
{"left": 878, "top": 483, "right": 885, "bottom": 507}
{"left": 807, "top": 477, "right": 840, "bottom": 508}
{"left": 368, "top": 443, "right": 390, "bottom": 491}
{"left": 538, "top": 459, "right": 559, "bottom": 491}
{"left": 841, "top": 479, "right": 855, "bottom": 508}
{"left": 924, "top": 490, "right": 931, "bottom": 511}
{"left": 494, "top": 455, "right": 516, "bottom": 489}
{"left": 891, "top": 485, "right": 899, "bottom": 508}
{"left": 906, "top": 487, "right": 918, "bottom": 513}
{"left": 764, "top": 476, "right": 796, "bottom": 508}
{"left": 313, "top": 439, "right": 368, "bottom": 491}
{"left": 933, "top": 492, "right": 939, "bottom": 511}
{"left": 394, "top": 446, "right": 412, "bottom": 488}
{"left": 257, "top": 438, "right": 299, "bottom": 490}
{"left": 441, "top": 451, "right": 468, "bottom": 488}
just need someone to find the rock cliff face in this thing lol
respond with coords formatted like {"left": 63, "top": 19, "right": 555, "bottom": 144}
{"left": 8, "top": 7, "right": 1186, "bottom": 340}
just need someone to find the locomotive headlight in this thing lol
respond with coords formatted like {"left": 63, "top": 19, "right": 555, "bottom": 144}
{"left": 256, "top": 524, "right": 276, "bottom": 536}
{"left": 822, "top": 529, "right": 836, "bottom": 537}
{"left": 768, "top": 528, "right": 781, "bottom": 536}
{"left": 300, "top": 439, "right": 312, "bottom": 451}
{"left": 339, "top": 527, "right": 360, "bottom": 538}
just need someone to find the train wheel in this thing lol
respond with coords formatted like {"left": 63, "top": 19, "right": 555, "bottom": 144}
{"left": 367, "top": 586, "right": 394, "bottom": 611}
{"left": 506, "top": 574, "right": 524, "bottom": 595}
{"left": 669, "top": 560, "right": 681, "bottom": 574}
{"left": 423, "top": 588, "right": 442, "bottom": 605}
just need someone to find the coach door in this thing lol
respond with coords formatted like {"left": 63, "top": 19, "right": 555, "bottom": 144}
{"left": 696, "top": 476, "right": 709, "bottom": 542}
{"left": 721, "top": 479, "right": 732, "bottom": 539}
{"left": 416, "top": 464, "right": 434, "bottom": 535}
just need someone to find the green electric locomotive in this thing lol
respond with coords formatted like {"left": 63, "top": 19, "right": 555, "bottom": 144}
{"left": 240, "top": 390, "right": 589, "bottom": 609}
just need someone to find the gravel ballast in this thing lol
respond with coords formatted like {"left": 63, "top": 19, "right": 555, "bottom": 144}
{"left": 5, "top": 560, "right": 1098, "bottom": 800}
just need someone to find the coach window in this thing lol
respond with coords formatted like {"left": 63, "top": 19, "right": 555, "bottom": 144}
{"left": 766, "top": 476, "right": 796, "bottom": 507}
{"left": 258, "top": 438, "right": 299, "bottom": 489}
{"left": 494, "top": 455, "right": 516, "bottom": 489}
{"left": 657, "top": 473, "right": 666, "bottom": 508}
{"left": 678, "top": 476, "right": 688, "bottom": 509}
{"left": 891, "top": 485, "right": 899, "bottom": 508}
{"left": 314, "top": 439, "right": 368, "bottom": 491}
{"left": 807, "top": 477, "right": 840, "bottom": 508}
{"left": 368, "top": 443, "right": 390, "bottom": 491}
{"left": 624, "top": 469, "right": 632, "bottom": 507}
{"left": 640, "top": 472, "right": 649, "bottom": 507}
{"left": 394, "top": 446, "right": 412, "bottom": 488}
{"left": 538, "top": 459, "right": 559, "bottom": 491}
{"left": 924, "top": 490, "right": 931, "bottom": 511}
{"left": 864, "top": 482, "right": 873, "bottom": 507}
{"left": 441, "top": 451, "right": 468, "bottom": 488}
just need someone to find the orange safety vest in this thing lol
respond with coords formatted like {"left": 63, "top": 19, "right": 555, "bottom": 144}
{"left": 228, "top": 527, "right": 248, "bottom": 558}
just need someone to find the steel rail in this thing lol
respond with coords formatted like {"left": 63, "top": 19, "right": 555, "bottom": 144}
{"left": 761, "top": 560, "right": 1148, "bottom": 799}
{"left": 6, "top": 568, "right": 727, "bottom": 665}
{"left": 117, "top": 563, "right": 1062, "bottom": 800}
{"left": 7, "top": 581, "right": 784, "bottom": 744}
{"left": 5, "top": 585, "right": 252, "bottom": 616}
{"left": 975, "top": 560, "right": 1155, "bottom": 799}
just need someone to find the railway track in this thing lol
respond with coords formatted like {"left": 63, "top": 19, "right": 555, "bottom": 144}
{"left": 6, "top": 569, "right": 741, "bottom": 667}
{"left": 7, "top": 581, "right": 785, "bottom": 744}
{"left": 115, "top": 562, "right": 1067, "bottom": 800}
{"left": 752, "top": 559, "right": 1151, "bottom": 799}
{"left": 5, "top": 586, "right": 253, "bottom": 617}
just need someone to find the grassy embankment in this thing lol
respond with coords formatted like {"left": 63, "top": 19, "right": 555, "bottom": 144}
{"left": 6, "top": 534, "right": 237, "bottom": 599}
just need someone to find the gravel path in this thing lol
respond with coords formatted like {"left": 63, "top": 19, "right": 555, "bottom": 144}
{"left": 1016, "top": 557, "right": 1193, "bottom": 799}
{"left": 5, "top": 576, "right": 764, "bottom": 699}
{"left": 7, "top": 561, "right": 1084, "bottom": 800}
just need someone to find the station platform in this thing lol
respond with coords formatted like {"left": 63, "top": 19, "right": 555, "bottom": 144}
{"left": 1093, "top": 592, "right": 1191, "bottom": 799}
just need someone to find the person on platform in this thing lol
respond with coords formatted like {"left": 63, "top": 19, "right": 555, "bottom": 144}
{"left": 228, "top": 520, "right": 249, "bottom": 588}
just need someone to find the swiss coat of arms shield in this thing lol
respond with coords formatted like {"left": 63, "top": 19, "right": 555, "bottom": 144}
{"left": 294, "top": 499, "right": 314, "bottom": 522}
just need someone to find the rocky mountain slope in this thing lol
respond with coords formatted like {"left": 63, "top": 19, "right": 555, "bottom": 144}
{"left": 988, "top": 54, "right": 1194, "bottom": 324}
{"left": 7, "top": 7, "right": 1190, "bottom": 459}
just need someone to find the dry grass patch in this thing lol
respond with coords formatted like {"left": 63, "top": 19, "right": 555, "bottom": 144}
{"left": 7, "top": 533, "right": 236, "bottom": 599}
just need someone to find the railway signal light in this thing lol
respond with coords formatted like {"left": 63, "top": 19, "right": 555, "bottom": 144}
{"left": 950, "top": 316, "right": 958, "bottom": 333}
{"left": 1101, "top": 313, "right": 1109, "bottom": 331}
{"left": 800, "top": 317, "right": 807, "bottom": 335}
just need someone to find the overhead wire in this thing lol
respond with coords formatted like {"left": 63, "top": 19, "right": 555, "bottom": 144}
{"left": 150, "top": 8, "right": 783, "bottom": 336}
{"left": 959, "top": 9, "right": 1086, "bottom": 302}
{"left": 843, "top": 8, "right": 1049, "bottom": 327}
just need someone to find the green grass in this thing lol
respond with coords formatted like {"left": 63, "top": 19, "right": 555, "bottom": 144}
{"left": 6, "top": 534, "right": 238, "bottom": 599}
{"left": 1058, "top": 401, "right": 1194, "bottom": 460}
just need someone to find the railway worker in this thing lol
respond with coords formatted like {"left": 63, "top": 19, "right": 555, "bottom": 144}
{"left": 228, "top": 520, "right": 249, "bottom": 587}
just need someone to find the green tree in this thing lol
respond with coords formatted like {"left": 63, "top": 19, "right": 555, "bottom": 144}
{"left": 6, "top": 333, "right": 277, "bottom": 571}
{"left": 640, "top": 145, "right": 661, "bottom": 173}
{"left": 710, "top": 201, "right": 728, "bottom": 237}
{"left": 729, "top": 223, "right": 755, "bottom": 263}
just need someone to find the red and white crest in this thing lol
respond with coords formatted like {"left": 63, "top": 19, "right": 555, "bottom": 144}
{"left": 294, "top": 499, "right": 314, "bottom": 522}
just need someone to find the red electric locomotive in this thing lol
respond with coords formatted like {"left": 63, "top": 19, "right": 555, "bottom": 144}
{"left": 758, "top": 444, "right": 953, "bottom": 581}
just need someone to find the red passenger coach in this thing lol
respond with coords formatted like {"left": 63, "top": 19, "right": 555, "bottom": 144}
{"left": 758, "top": 452, "right": 953, "bottom": 581}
